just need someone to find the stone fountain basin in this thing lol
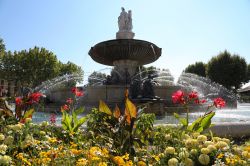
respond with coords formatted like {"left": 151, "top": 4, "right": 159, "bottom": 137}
{"left": 88, "top": 39, "right": 162, "bottom": 66}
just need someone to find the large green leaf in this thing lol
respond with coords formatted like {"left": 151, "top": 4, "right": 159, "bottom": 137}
{"left": 200, "top": 112, "right": 215, "bottom": 130}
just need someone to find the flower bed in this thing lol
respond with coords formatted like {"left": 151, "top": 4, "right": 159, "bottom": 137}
{"left": 0, "top": 88, "right": 249, "bottom": 165}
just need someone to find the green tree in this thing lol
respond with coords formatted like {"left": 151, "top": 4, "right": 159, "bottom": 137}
{"left": 207, "top": 50, "right": 247, "bottom": 90}
{"left": 58, "top": 61, "right": 84, "bottom": 87}
{"left": 247, "top": 64, "right": 250, "bottom": 81}
{"left": 184, "top": 62, "right": 206, "bottom": 77}
{"left": 88, "top": 71, "right": 107, "bottom": 85}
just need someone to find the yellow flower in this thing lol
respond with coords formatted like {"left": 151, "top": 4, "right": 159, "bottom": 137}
{"left": 98, "top": 162, "right": 107, "bottom": 166}
{"left": 198, "top": 154, "right": 210, "bottom": 165}
{"left": 137, "top": 160, "right": 146, "bottom": 166}
{"left": 89, "top": 146, "right": 102, "bottom": 157}
{"left": 241, "top": 151, "right": 250, "bottom": 159}
{"left": 213, "top": 137, "right": 221, "bottom": 142}
{"left": 70, "top": 142, "right": 78, "bottom": 148}
{"left": 216, "top": 141, "right": 228, "bottom": 149}
{"left": 244, "top": 145, "right": 250, "bottom": 152}
{"left": 0, "top": 133, "right": 5, "bottom": 141}
{"left": 201, "top": 148, "right": 210, "bottom": 155}
{"left": 125, "top": 160, "right": 133, "bottom": 166}
{"left": 207, "top": 145, "right": 217, "bottom": 152}
{"left": 165, "top": 146, "right": 175, "bottom": 154}
{"left": 122, "top": 153, "right": 129, "bottom": 160}
{"left": 204, "top": 141, "right": 214, "bottom": 147}
{"left": 76, "top": 158, "right": 88, "bottom": 166}
{"left": 113, "top": 156, "right": 125, "bottom": 165}
{"left": 217, "top": 153, "right": 224, "bottom": 159}
{"left": 197, "top": 135, "right": 207, "bottom": 143}
{"left": 184, "top": 158, "right": 193, "bottom": 166}
{"left": 179, "top": 151, "right": 189, "bottom": 159}
{"left": 168, "top": 158, "right": 178, "bottom": 166}
{"left": 152, "top": 154, "right": 160, "bottom": 161}
{"left": 190, "top": 149, "right": 198, "bottom": 155}
{"left": 71, "top": 149, "right": 82, "bottom": 156}
{"left": 165, "top": 134, "right": 171, "bottom": 140}
{"left": 48, "top": 137, "right": 57, "bottom": 143}
{"left": 39, "top": 131, "right": 46, "bottom": 136}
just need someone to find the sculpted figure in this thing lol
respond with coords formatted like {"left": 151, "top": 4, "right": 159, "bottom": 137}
{"left": 118, "top": 7, "right": 133, "bottom": 32}
{"left": 118, "top": 7, "right": 127, "bottom": 31}
{"left": 127, "top": 10, "right": 133, "bottom": 31}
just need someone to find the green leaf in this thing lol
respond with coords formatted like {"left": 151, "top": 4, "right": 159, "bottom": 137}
{"left": 23, "top": 108, "right": 34, "bottom": 119}
{"left": 200, "top": 112, "right": 215, "bottom": 130}
{"left": 179, "top": 118, "right": 188, "bottom": 126}
{"left": 187, "top": 117, "right": 202, "bottom": 131}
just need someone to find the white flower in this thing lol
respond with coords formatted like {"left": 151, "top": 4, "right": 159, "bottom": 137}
{"left": 0, "top": 155, "right": 12, "bottom": 165}
{"left": 0, "top": 144, "right": 7, "bottom": 155}
{"left": 0, "top": 134, "right": 5, "bottom": 141}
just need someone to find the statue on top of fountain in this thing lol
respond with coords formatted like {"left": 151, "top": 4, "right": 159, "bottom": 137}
{"left": 117, "top": 7, "right": 135, "bottom": 39}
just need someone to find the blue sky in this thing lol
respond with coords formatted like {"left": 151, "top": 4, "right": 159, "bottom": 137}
{"left": 0, "top": 0, "right": 250, "bottom": 81}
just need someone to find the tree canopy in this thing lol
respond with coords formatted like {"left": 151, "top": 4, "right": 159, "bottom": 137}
{"left": 207, "top": 50, "right": 247, "bottom": 90}
{"left": 0, "top": 43, "right": 83, "bottom": 89}
{"left": 184, "top": 62, "right": 206, "bottom": 77}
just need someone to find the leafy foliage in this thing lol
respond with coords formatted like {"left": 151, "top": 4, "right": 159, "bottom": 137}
{"left": 184, "top": 61, "right": 207, "bottom": 77}
{"left": 0, "top": 39, "right": 83, "bottom": 90}
{"left": 207, "top": 50, "right": 247, "bottom": 90}
{"left": 87, "top": 91, "right": 155, "bottom": 156}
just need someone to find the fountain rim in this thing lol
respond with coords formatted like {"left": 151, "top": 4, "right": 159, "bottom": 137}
{"left": 88, "top": 38, "right": 162, "bottom": 66}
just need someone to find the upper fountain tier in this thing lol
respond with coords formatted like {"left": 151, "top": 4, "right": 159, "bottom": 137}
{"left": 89, "top": 7, "right": 161, "bottom": 67}
{"left": 88, "top": 39, "right": 161, "bottom": 66}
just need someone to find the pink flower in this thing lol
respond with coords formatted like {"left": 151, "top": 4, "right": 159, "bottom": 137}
{"left": 50, "top": 113, "right": 56, "bottom": 125}
{"left": 213, "top": 98, "right": 226, "bottom": 108}
{"left": 15, "top": 97, "right": 23, "bottom": 106}
{"left": 172, "top": 90, "right": 185, "bottom": 104}
{"left": 188, "top": 91, "right": 198, "bottom": 99}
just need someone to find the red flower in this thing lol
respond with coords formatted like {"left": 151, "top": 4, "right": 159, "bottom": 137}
{"left": 172, "top": 90, "right": 185, "bottom": 104}
{"left": 75, "top": 90, "right": 84, "bottom": 97}
{"left": 213, "top": 98, "right": 226, "bottom": 108}
{"left": 29, "top": 92, "right": 43, "bottom": 103}
{"left": 188, "top": 91, "right": 198, "bottom": 99}
{"left": 62, "top": 104, "right": 69, "bottom": 111}
{"left": 15, "top": 97, "right": 23, "bottom": 106}
{"left": 194, "top": 99, "right": 200, "bottom": 104}
{"left": 66, "top": 98, "right": 73, "bottom": 104}
{"left": 71, "top": 87, "right": 77, "bottom": 93}
{"left": 200, "top": 99, "right": 207, "bottom": 103}
{"left": 71, "top": 87, "right": 84, "bottom": 97}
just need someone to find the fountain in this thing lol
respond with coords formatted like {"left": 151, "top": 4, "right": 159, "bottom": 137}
{"left": 30, "top": 8, "right": 250, "bottom": 137}
{"left": 84, "top": 7, "right": 181, "bottom": 114}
